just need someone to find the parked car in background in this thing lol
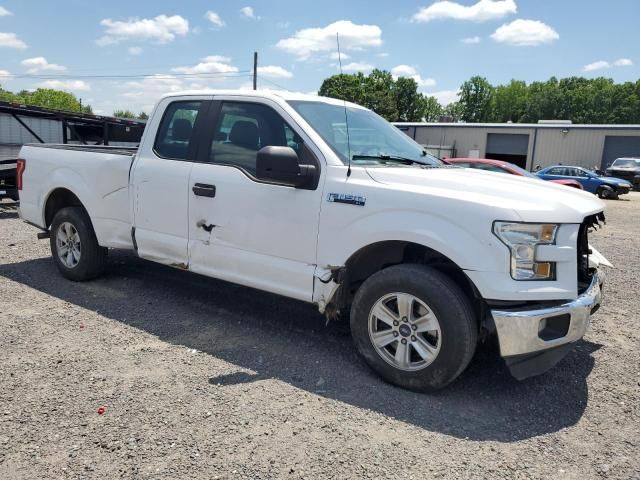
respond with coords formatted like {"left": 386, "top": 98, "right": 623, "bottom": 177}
{"left": 605, "top": 158, "right": 640, "bottom": 191}
{"left": 447, "top": 158, "right": 584, "bottom": 189}
{"left": 536, "top": 166, "right": 632, "bottom": 199}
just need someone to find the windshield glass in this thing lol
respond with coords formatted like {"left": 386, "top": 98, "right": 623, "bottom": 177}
{"left": 612, "top": 159, "right": 640, "bottom": 168}
{"left": 288, "top": 100, "right": 442, "bottom": 166}
{"left": 505, "top": 163, "right": 538, "bottom": 178}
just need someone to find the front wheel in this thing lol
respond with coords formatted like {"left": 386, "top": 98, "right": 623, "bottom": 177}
{"left": 50, "top": 207, "right": 107, "bottom": 281}
{"left": 350, "top": 264, "right": 478, "bottom": 392}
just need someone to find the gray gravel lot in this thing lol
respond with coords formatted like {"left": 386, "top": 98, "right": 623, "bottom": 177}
{"left": 0, "top": 194, "right": 639, "bottom": 479}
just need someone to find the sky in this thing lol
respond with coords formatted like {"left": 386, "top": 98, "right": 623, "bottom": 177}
{"left": 0, "top": 0, "right": 638, "bottom": 115}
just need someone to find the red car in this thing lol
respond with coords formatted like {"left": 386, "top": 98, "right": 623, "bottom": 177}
{"left": 446, "top": 158, "right": 584, "bottom": 190}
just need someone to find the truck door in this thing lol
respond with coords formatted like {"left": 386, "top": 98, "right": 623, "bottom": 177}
{"left": 131, "top": 97, "right": 211, "bottom": 265}
{"left": 187, "top": 98, "right": 324, "bottom": 301}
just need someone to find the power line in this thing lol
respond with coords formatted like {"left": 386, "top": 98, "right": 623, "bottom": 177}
{"left": 8, "top": 71, "right": 253, "bottom": 80}
{"left": 259, "top": 76, "right": 291, "bottom": 91}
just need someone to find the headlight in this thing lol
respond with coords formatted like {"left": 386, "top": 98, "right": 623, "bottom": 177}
{"left": 493, "top": 222, "right": 559, "bottom": 281}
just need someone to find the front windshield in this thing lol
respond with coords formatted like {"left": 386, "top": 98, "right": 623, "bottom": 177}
{"left": 288, "top": 100, "right": 442, "bottom": 166}
{"left": 612, "top": 159, "right": 640, "bottom": 168}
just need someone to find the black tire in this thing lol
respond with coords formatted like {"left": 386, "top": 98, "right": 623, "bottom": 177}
{"left": 350, "top": 264, "right": 478, "bottom": 392}
{"left": 597, "top": 186, "right": 616, "bottom": 199}
{"left": 50, "top": 206, "right": 107, "bottom": 281}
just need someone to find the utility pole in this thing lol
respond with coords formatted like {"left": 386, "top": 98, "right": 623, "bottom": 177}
{"left": 253, "top": 51, "right": 258, "bottom": 90}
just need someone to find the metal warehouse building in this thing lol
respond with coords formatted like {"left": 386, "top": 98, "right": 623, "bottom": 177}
{"left": 394, "top": 122, "right": 640, "bottom": 171}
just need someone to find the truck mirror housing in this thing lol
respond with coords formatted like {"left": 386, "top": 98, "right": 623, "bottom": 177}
{"left": 256, "top": 146, "right": 316, "bottom": 188}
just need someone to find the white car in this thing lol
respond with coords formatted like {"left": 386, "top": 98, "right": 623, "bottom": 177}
{"left": 17, "top": 90, "right": 608, "bottom": 391}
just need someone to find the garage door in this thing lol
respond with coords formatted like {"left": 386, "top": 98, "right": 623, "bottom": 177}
{"left": 601, "top": 136, "right": 640, "bottom": 169}
{"left": 486, "top": 133, "right": 530, "bottom": 168}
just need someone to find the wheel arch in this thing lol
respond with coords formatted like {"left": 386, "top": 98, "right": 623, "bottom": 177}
{"left": 324, "top": 240, "right": 485, "bottom": 326}
{"left": 43, "top": 187, "right": 87, "bottom": 228}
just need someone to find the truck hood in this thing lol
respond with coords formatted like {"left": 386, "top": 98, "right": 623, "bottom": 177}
{"left": 365, "top": 166, "right": 605, "bottom": 223}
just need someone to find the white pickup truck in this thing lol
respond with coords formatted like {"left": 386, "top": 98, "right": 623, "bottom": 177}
{"left": 18, "top": 90, "right": 609, "bottom": 391}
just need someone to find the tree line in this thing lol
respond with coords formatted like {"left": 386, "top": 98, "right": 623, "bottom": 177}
{"left": 0, "top": 85, "right": 94, "bottom": 114}
{"left": 0, "top": 84, "right": 148, "bottom": 119}
{"left": 318, "top": 72, "right": 640, "bottom": 124}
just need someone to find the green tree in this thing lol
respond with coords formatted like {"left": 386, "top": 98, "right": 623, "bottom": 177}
{"left": 443, "top": 102, "right": 464, "bottom": 122}
{"left": 138, "top": 112, "right": 149, "bottom": 120}
{"left": 113, "top": 109, "right": 137, "bottom": 119}
{"left": 26, "top": 88, "right": 84, "bottom": 112}
{"left": 459, "top": 76, "right": 494, "bottom": 122}
{"left": 490, "top": 80, "right": 528, "bottom": 122}
{"left": 393, "top": 77, "right": 423, "bottom": 122}
{"left": 363, "top": 69, "right": 398, "bottom": 121}
{"left": 421, "top": 96, "right": 444, "bottom": 122}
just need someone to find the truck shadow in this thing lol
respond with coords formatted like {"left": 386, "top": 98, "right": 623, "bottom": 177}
{"left": 0, "top": 251, "right": 600, "bottom": 442}
{"left": 0, "top": 202, "right": 18, "bottom": 219}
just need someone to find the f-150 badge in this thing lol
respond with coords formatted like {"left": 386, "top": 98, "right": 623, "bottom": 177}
{"left": 327, "top": 193, "right": 366, "bottom": 206}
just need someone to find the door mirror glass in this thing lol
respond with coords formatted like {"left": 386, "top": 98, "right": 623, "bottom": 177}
{"left": 256, "top": 146, "right": 316, "bottom": 187}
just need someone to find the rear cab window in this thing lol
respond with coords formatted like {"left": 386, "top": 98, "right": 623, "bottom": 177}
{"left": 154, "top": 101, "right": 203, "bottom": 160}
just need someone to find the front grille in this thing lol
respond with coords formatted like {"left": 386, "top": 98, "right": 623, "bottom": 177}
{"left": 577, "top": 212, "right": 605, "bottom": 287}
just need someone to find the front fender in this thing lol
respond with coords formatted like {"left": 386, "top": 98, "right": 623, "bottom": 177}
{"left": 316, "top": 208, "right": 510, "bottom": 274}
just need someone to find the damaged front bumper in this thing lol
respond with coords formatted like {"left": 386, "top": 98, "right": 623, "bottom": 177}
{"left": 491, "top": 271, "right": 603, "bottom": 380}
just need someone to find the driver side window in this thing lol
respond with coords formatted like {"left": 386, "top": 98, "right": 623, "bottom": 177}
{"left": 210, "top": 102, "right": 303, "bottom": 176}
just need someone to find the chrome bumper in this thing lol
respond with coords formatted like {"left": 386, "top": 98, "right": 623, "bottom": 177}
{"left": 491, "top": 272, "right": 603, "bottom": 357}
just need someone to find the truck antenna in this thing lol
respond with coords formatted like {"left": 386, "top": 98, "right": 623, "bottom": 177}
{"left": 336, "top": 32, "right": 352, "bottom": 178}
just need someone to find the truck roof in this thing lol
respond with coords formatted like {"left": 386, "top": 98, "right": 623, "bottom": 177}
{"left": 160, "top": 89, "right": 368, "bottom": 110}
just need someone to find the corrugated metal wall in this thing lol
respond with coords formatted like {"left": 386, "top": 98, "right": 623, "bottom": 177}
{"left": 406, "top": 125, "right": 640, "bottom": 170}
{"left": 0, "top": 113, "right": 63, "bottom": 144}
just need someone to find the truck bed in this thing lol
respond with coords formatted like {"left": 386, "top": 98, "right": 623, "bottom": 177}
{"left": 18, "top": 143, "right": 137, "bottom": 250}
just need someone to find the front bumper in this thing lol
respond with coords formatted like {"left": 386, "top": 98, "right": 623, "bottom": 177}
{"left": 491, "top": 271, "right": 602, "bottom": 358}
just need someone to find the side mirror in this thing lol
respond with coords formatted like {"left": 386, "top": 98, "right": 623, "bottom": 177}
{"left": 256, "top": 146, "right": 316, "bottom": 188}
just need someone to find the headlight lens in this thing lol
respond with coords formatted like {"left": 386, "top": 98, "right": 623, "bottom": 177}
{"left": 493, "top": 222, "right": 559, "bottom": 280}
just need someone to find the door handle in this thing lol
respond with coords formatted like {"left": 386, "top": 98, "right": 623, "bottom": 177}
{"left": 192, "top": 183, "right": 216, "bottom": 198}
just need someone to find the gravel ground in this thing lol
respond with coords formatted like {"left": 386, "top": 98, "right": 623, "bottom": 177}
{"left": 0, "top": 194, "right": 639, "bottom": 479}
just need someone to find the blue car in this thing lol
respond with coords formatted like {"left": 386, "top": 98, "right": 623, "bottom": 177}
{"left": 536, "top": 165, "right": 632, "bottom": 199}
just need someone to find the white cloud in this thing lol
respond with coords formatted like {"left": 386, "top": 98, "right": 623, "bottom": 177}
{"left": 172, "top": 55, "right": 239, "bottom": 75}
{"left": 426, "top": 89, "right": 459, "bottom": 105}
{"left": 0, "top": 32, "right": 27, "bottom": 50}
{"left": 118, "top": 75, "right": 184, "bottom": 112}
{"left": 342, "top": 62, "right": 374, "bottom": 72}
{"left": 37, "top": 80, "right": 91, "bottom": 92}
{"left": 128, "top": 46, "right": 143, "bottom": 55}
{"left": 276, "top": 20, "right": 382, "bottom": 60}
{"left": 330, "top": 51, "right": 351, "bottom": 61}
{"left": 461, "top": 36, "right": 481, "bottom": 44}
{"left": 377, "top": 52, "right": 389, "bottom": 58}
{"left": 0, "top": 69, "right": 12, "bottom": 79}
{"left": 96, "top": 15, "right": 189, "bottom": 46}
{"left": 0, "top": 6, "right": 12, "bottom": 16}
{"left": 240, "top": 7, "right": 259, "bottom": 20}
{"left": 613, "top": 58, "right": 633, "bottom": 67}
{"left": 205, "top": 11, "right": 225, "bottom": 28}
{"left": 583, "top": 58, "right": 633, "bottom": 72}
{"left": 583, "top": 60, "right": 610, "bottom": 72}
{"left": 490, "top": 19, "right": 559, "bottom": 46}
{"left": 413, "top": 0, "right": 516, "bottom": 23}
{"left": 257, "top": 65, "right": 293, "bottom": 78}
{"left": 21, "top": 57, "right": 66, "bottom": 73}
{"left": 391, "top": 64, "right": 436, "bottom": 88}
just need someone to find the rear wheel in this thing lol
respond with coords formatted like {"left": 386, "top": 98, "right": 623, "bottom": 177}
{"left": 50, "top": 207, "right": 107, "bottom": 281}
{"left": 350, "top": 264, "right": 478, "bottom": 391}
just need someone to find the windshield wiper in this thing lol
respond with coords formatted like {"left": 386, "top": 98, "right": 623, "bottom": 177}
{"left": 351, "top": 154, "right": 428, "bottom": 166}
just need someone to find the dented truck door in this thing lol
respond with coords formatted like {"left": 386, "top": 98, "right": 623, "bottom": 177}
{"left": 186, "top": 97, "right": 325, "bottom": 301}
{"left": 130, "top": 97, "right": 212, "bottom": 266}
